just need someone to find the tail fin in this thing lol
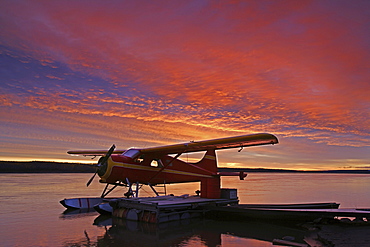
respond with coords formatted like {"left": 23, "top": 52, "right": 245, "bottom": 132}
{"left": 201, "top": 150, "right": 220, "bottom": 199}
{"left": 194, "top": 149, "right": 221, "bottom": 199}
{"left": 195, "top": 149, "right": 218, "bottom": 174}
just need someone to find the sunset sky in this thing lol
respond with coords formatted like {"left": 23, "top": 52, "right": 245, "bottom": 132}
{"left": 1, "top": 0, "right": 369, "bottom": 170}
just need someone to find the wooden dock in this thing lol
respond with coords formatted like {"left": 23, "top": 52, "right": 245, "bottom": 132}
{"left": 111, "top": 194, "right": 238, "bottom": 223}
{"left": 205, "top": 204, "right": 370, "bottom": 222}
{"left": 109, "top": 187, "right": 370, "bottom": 225}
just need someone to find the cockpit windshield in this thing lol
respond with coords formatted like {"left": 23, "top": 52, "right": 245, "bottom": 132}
{"left": 122, "top": 149, "right": 141, "bottom": 159}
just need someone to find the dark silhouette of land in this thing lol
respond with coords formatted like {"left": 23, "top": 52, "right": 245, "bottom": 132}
{"left": 218, "top": 167, "right": 370, "bottom": 174}
{"left": 0, "top": 161, "right": 369, "bottom": 173}
{"left": 0, "top": 161, "right": 95, "bottom": 173}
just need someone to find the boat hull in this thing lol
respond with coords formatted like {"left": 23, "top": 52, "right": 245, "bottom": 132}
{"left": 60, "top": 197, "right": 108, "bottom": 209}
{"left": 94, "top": 202, "right": 114, "bottom": 214}
{"left": 206, "top": 203, "right": 370, "bottom": 222}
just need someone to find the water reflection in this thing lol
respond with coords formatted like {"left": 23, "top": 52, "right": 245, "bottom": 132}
{"left": 61, "top": 208, "right": 99, "bottom": 219}
{"left": 72, "top": 215, "right": 310, "bottom": 247}
{"left": 60, "top": 212, "right": 370, "bottom": 247}
{"left": 2, "top": 173, "right": 370, "bottom": 246}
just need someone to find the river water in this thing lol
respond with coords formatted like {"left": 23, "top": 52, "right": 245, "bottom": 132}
{"left": 1, "top": 173, "right": 369, "bottom": 247}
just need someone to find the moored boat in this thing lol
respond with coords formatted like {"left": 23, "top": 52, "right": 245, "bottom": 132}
{"left": 60, "top": 197, "right": 116, "bottom": 209}
{"left": 206, "top": 203, "right": 370, "bottom": 222}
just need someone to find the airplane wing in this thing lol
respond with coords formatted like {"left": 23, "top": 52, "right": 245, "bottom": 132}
{"left": 68, "top": 133, "right": 278, "bottom": 156}
{"left": 67, "top": 149, "right": 126, "bottom": 156}
{"left": 139, "top": 133, "right": 278, "bottom": 155}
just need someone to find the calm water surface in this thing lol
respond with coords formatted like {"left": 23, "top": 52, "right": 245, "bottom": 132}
{"left": 1, "top": 173, "right": 369, "bottom": 246}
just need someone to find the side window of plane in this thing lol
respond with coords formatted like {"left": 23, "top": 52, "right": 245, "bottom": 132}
{"left": 150, "top": 159, "right": 163, "bottom": 167}
{"left": 137, "top": 155, "right": 144, "bottom": 163}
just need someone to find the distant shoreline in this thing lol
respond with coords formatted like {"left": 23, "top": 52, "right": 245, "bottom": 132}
{"left": 217, "top": 167, "right": 370, "bottom": 174}
{"left": 0, "top": 161, "right": 369, "bottom": 174}
{"left": 0, "top": 161, "right": 95, "bottom": 173}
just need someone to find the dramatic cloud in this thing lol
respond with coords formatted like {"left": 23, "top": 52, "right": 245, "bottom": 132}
{"left": 0, "top": 0, "right": 369, "bottom": 169}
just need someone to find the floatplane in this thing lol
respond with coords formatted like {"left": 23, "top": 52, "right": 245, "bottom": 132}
{"left": 60, "top": 133, "right": 370, "bottom": 223}
{"left": 61, "top": 133, "right": 277, "bottom": 210}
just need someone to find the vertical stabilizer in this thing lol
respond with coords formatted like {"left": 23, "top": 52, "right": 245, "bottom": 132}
{"left": 197, "top": 149, "right": 220, "bottom": 199}
{"left": 196, "top": 149, "right": 218, "bottom": 174}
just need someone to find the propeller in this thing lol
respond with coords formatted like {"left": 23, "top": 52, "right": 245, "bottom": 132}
{"left": 86, "top": 144, "right": 116, "bottom": 187}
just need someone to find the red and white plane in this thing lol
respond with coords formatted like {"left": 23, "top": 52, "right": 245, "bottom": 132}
{"left": 67, "top": 133, "right": 278, "bottom": 200}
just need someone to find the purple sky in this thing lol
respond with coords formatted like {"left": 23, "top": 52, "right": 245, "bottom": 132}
{"left": 1, "top": 0, "right": 369, "bottom": 170}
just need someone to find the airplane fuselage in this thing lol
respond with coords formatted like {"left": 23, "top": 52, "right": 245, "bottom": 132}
{"left": 99, "top": 154, "right": 215, "bottom": 185}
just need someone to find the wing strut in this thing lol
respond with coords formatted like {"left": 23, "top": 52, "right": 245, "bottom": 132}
{"left": 100, "top": 181, "right": 128, "bottom": 198}
{"left": 147, "top": 152, "right": 184, "bottom": 184}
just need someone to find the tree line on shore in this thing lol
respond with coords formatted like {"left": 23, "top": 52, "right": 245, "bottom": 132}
{"left": 0, "top": 161, "right": 96, "bottom": 173}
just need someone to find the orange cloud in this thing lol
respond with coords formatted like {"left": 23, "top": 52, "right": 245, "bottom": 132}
{"left": 1, "top": 1, "right": 369, "bottom": 168}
